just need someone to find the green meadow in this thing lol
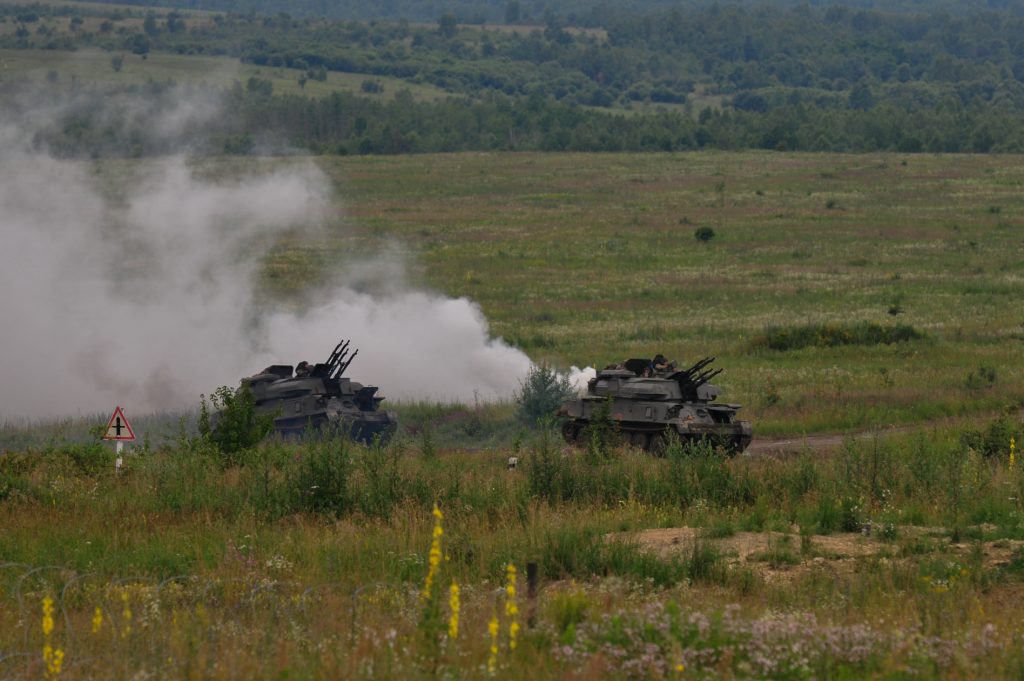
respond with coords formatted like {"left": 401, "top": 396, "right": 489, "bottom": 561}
{"left": 262, "top": 151, "right": 1024, "bottom": 436}
{"left": 0, "top": 47, "right": 451, "bottom": 100}
{"left": 4, "top": 150, "right": 1024, "bottom": 679}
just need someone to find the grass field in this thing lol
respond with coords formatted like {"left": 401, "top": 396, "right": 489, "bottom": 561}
{"left": 265, "top": 151, "right": 1024, "bottom": 436}
{"left": 3, "top": 426, "right": 1024, "bottom": 679}
{"left": 0, "top": 47, "right": 452, "bottom": 100}
{"left": 3, "top": 149, "right": 1024, "bottom": 678}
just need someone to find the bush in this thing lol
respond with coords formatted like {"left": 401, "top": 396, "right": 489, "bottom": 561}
{"left": 959, "top": 416, "right": 1020, "bottom": 458}
{"left": 585, "top": 396, "right": 618, "bottom": 461}
{"left": 751, "top": 322, "right": 925, "bottom": 351}
{"left": 515, "top": 363, "right": 574, "bottom": 423}
{"left": 965, "top": 365, "right": 997, "bottom": 390}
{"left": 283, "top": 437, "right": 352, "bottom": 516}
{"left": 200, "top": 385, "right": 275, "bottom": 464}
{"left": 694, "top": 226, "right": 716, "bottom": 242}
{"left": 526, "top": 424, "right": 561, "bottom": 500}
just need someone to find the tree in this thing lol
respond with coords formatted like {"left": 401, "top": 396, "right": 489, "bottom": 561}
{"left": 143, "top": 12, "right": 159, "bottom": 37}
{"left": 110, "top": 54, "right": 124, "bottom": 72}
{"left": 129, "top": 34, "right": 150, "bottom": 55}
{"left": 848, "top": 80, "right": 875, "bottom": 110}
{"left": 438, "top": 14, "right": 457, "bottom": 39}
{"left": 515, "top": 364, "right": 574, "bottom": 423}
{"left": 505, "top": 0, "right": 521, "bottom": 24}
{"left": 166, "top": 11, "right": 186, "bottom": 34}
{"left": 199, "top": 385, "right": 275, "bottom": 464}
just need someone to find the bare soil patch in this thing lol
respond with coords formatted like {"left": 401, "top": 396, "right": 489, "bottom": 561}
{"left": 617, "top": 526, "right": 1024, "bottom": 582}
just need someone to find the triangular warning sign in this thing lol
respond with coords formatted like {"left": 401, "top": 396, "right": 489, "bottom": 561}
{"left": 103, "top": 406, "right": 136, "bottom": 441}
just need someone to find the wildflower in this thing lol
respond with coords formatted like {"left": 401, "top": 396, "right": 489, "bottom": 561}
{"left": 42, "top": 644, "right": 64, "bottom": 677}
{"left": 42, "top": 596, "right": 55, "bottom": 637}
{"left": 121, "top": 590, "right": 132, "bottom": 638}
{"left": 448, "top": 582, "right": 460, "bottom": 639}
{"left": 676, "top": 663, "right": 686, "bottom": 673}
{"left": 1011, "top": 437, "right": 1016, "bottom": 470}
{"left": 487, "top": 614, "right": 500, "bottom": 674}
{"left": 41, "top": 596, "right": 64, "bottom": 678}
{"left": 91, "top": 607, "right": 103, "bottom": 634}
{"left": 422, "top": 504, "right": 445, "bottom": 604}
{"left": 505, "top": 563, "right": 520, "bottom": 651}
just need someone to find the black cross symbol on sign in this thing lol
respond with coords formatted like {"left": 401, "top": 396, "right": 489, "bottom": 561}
{"left": 113, "top": 417, "right": 125, "bottom": 436}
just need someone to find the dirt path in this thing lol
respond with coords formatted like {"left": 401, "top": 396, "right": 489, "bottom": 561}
{"left": 747, "top": 423, "right": 934, "bottom": 456}
{"left": 747, "top": 404, "right": 1024, "bottom": 456}
{"left": 613, "top": 525, "right": 1023, "bottom": 583}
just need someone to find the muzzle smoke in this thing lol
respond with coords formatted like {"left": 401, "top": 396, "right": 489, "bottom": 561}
{"left": 0, "top": 90, "right": 596, "bottom": 420}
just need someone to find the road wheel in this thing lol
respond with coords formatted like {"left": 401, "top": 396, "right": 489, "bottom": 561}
{"left": 648, "top": 432, "right": 668, "bottom": 456}
{"left": 561, "top": 421, "right": 579, "bottom": 445}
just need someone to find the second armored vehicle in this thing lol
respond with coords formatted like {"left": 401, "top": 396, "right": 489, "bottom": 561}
{"left": 243, "top": 340, "right": 397, "bottom": 443}
{"left": 557, "top": 356, "right": 752, "bottom": 454}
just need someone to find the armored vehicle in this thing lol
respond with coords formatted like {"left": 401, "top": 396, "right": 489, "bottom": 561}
{"left": 243, "top": 340, "right": 397, "bottom": 443}
{"left": 557, "top": 356, "right": 752, "bottom": 454}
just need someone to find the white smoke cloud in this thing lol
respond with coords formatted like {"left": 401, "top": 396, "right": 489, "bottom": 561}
{"left": 567, "top": 366, "right": 598, "bottom": 395}
{"left": 0, "top": 92, "right": 552, "bottom": 420}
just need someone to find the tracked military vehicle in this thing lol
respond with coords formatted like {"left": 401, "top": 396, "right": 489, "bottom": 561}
{"left": 557, "top": 357, "right": 752, "bottom": 454}
{"left": 243, "top": 340, "right": 397, "bottom": 443}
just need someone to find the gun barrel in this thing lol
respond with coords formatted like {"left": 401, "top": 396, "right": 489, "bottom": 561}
{"left": 336, "top": 348, "right": 359, "bottom": 378}
{"left": 325, "top": 341, "right": 347, "bottom": 368}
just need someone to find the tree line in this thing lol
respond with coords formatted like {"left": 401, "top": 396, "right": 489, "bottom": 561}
{"left": 5, "top": 1, "right": 1024, "bottom": 154}
{"left": 8, "top": 78, "right": 1024, "bottom": 158}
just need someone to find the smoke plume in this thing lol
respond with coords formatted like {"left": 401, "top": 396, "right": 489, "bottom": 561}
{"left": 0, "top": 87, "right": 576, "bottom": 420}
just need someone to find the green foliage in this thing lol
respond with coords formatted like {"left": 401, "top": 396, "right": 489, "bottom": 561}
{"left": 581, "top": 398, "right": 617, "bottom": 463}
{"left": 62, "top": 441, "right": 116, "bottom": 476}
{"left": 357, "top": 437, "right": 405, "bottom": 518}
{"left": 752, "top": 322, "right": 925, "bottom": 351}
{"left": 283, "top": 437, "right": 353, "bottom": 516}
{"left": 525, "top": 423, "right": 561, "bottom": 501}
{"left": 540, "top": 527, "right": 688, "bottom": 586}
{"left": 514, "top": 363, "right": 573, "bottom": 424}
{"left": 965, "top": 365, "right": 997, "bottom": 390}
{"left": 550, "top": 588, "right": 589, "bottom": 638}
{"left": 418, "top": 420, "right": 436, "bottom": 460}
{"left": 200, "top": 385, "right": 275, "bottom": 463}
{"left": 959, "top": 416, "right": 1020, "bottom": 458}
{"left": 693, "top": 226, "right": 715, "bottom": 242}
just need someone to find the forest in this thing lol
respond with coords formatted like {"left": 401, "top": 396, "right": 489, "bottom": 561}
{"left": 3, "top": 1, "right": 1024, "bottom": 153}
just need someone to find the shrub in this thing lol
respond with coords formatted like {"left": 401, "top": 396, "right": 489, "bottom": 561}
{"left": 751, "top": 322, "right": 925, "bottom": 351}
{"left": 585, "top": 396, "right": 618, "bottom": 461}
{"left": 694, "top": 226, "right": 716, "bottom": 242}
{"left": 515, "top": 363, "right": 574, "bottom": 423}
{"left": 964, "top": 365, "right": 997, "bottom": 390}
{"left": 283, "top": 437, "right": 352, "bottom": 516}
{"left": 959, "top": 416, "right": 1020, "bottom": 458}
{"left": 526, "top": 423, "right": 561, "bottom": 500}
{"left": 199, "top": 385, "right": 275, "bottom": 464}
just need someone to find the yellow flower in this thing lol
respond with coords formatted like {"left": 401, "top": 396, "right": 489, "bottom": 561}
{"left": 42, "top": 596, "right": 55, "bottom": 637}
{"left": 505, "top": 563, "right": 520, "bottom": 650}
{"left": 421, "top": 504, "right": 445, "bottom": 603}
{"left": 91, "top": 607, "right": 103, "bottom": 634}
{"left": 487, "top": 615, "right": 500, "bottom": 674}
{"left": 448, "top": 582, "right": 460, "bottom": 639}
{"left": 42, "top": 643, "right": 64, "bottom": 677}
{"left": 676, "top": 662, "right": 686, "bottom": 673}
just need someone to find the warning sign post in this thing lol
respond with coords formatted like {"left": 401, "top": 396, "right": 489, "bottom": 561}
{"left": 103, "top": 406, "right": 135, "bottom": 469}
